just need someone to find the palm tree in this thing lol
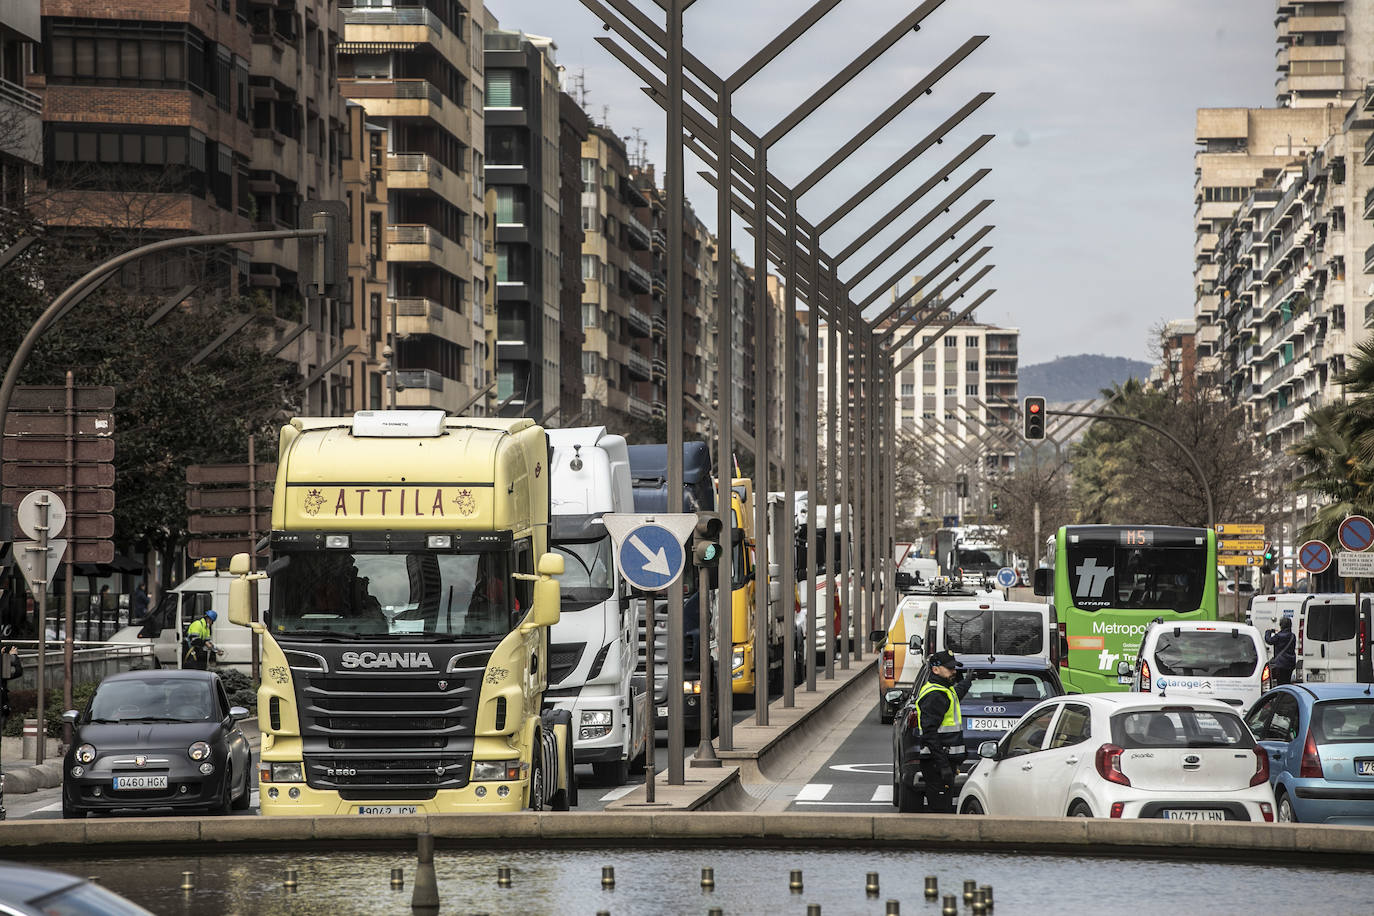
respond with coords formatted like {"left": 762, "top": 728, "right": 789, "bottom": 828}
{"left": 1290, "top": 402, "right": 1374, "bottom": 545}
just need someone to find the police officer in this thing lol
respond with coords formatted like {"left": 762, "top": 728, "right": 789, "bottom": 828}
{"left": 184, "top": 610, "right": 217, "bottom": 670}
{"left": 915, "top": 649, "right": 969, "bottom": 813}
{"left": 1265, "top": 617, "right": 1297, "bottom": 685}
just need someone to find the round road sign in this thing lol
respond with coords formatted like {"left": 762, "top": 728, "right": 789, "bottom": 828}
{"left": 995, "top": 567, "right": 1019, "bottom": 589}
{"left": 16, "top": 489, "right": 67, "bottom": 540}
{"left": 1338, "top": 515, "right": 1374, "bottom": 552}
{"left": 1298, "top": 539, "right": 1332, "bottom": 575}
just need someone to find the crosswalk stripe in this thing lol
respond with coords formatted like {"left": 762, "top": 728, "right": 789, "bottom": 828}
{"left": 600, "top": 785, "right": 637, "bottom": 802}
{"left": 795, "top": 783, "right": 833, "bottom": 802}
{"left": 871, "top": 785, "right": 893, "bottom": 803}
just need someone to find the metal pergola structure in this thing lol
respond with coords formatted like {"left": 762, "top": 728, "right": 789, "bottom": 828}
{"left": 578, "top": 0, "right": 998, "bottom": 784}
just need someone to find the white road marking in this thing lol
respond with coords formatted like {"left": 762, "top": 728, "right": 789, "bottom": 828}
{"left": 795, "top": 800, "right": 893, "bottom": 806}
{"left": 599, "top": 785, "right": 637, "bottom": 802}
{"left": 33, "top": 801, "right": 63, "bottom": 813}
{"left": 828, "top": 762, "right": 892, "bottom": 775}
{"left": 795, "top": 783, "right": 833, "bottom": 802}
{"left": 871, "top": 785, "right": 893, "bottom": 803}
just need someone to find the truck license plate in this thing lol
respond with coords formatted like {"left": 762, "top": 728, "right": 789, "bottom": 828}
{"left": 355, "top": 806, "right": 418, "bottom": 816}
{"left": 112, "top": 775, "right": 167, "bottom": 790}
{"left": 1162, "top": 809, "right": 1225, "bottom": 821}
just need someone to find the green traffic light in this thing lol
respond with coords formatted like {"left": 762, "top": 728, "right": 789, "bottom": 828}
{"left": 704, "top": 544, "right": 719, "bottom": 562}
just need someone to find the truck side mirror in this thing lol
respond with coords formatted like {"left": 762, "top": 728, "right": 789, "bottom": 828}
{"left": 1033, "top": 568, "right": 1052, "bottom": 596}
{"left": 537, "top": 553, "right": 565, "bottom": 576}
{"left": 528, "top": 578, "right": 561, "bottom": 629}
{"left": 228, "top": 576, "right": 254, "bottom": 628}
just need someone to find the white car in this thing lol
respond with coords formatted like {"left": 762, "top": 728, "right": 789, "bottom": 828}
{"left": 957, "top": 693, "right": 1276, "bottom": 822}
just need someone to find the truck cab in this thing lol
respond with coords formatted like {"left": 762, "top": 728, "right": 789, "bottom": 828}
{"left": 544, "top": 427, "right": 648, "bottom": 784}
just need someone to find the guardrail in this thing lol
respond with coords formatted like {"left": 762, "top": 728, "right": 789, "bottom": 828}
{"left": 10, "top": 642, "right": 154, "bottom": 692}
{"left": 0, "top": 77, "right": 41, "bottom": 116}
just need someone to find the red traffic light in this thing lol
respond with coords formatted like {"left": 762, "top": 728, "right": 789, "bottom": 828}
{"left": 1028, "top": 402, "right": 1041, "bottom": 414}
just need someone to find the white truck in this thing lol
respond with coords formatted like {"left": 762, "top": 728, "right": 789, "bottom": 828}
{"left": 793, "top": 496, "right": 856, "bottom": 658}
{"left": 110, "top": 571, "right": 266, "bottom": 671}
{"left": 544, "top": 427, "right": 649, "bottom": 784}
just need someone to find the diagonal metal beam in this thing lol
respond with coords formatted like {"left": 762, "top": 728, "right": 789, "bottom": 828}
{"left": 191, "top": 313, "right": 255, "bottom": 365}
{"left": 837, "top": 167, "right": 990, "bottom": 269}
{"left": 816, "top": 93, "right": 994, "bottom": 234}
{"left": 726, "top": 0, "right": 850, "bottom": 90}
{"left": 863, "top": 219, "right": 992, "bottom": 319}
{"left": 794, "top": 36, "right": 987, "bottom": 198}
{"left": 763, "top": 0, "right": 949, "bottom": 147}
{"left": 881, "top": 260, "right": 994, "bottom": 352}
{"left": 855, "top": 202, "right": 990, "bottom": 303}
{"left": 894, "top": 288, "right": 998, "bottom": 372}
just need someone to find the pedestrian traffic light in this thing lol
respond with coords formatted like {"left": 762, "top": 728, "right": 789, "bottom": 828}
{"left": 1023, "top": 396, "right": 1046, "bottom": 440}
{"left": 1262, "top": 541, "right": 1275, "bottom": 572}
{"left": 693, "top": 514, "right": 722, "bottom": 567}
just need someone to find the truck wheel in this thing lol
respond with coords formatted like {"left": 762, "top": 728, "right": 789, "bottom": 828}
{"left": 528, "top": 756, "right": 545, "bottom": 812}
{"left": 593, "top": 758, "right": 629, "bottom": 786}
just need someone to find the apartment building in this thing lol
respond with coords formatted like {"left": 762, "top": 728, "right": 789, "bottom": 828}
{"left": 484, "top": 29, "right": 560, "bottom": 419}
{"left": 1147, "top": 318, "right": 1199, "bottom": 397}
{"left": 1275, "top": 0, "right": 1374, "bottom": 109}
{"left": 0, "top": 0, "right": 40, "bottom": 209}
{"left": 578, "top": 125, "right": 657, "bottom": 428}
{"left": 341, "top": 100, "right": 389, "bottom": 411}
{"left": 557, "top": 92, "right": 589, "bottom": 423}
{"left": 340, "top": 0, "right": 488, "bottom": 414}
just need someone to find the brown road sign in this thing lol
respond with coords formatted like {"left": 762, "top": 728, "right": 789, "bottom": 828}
{"left": 188, "top": 537, "right": 257, "bottom": 559}
{"left": 2, "top": 414, "right": 113, "bottom": 437}
{"left": 2, "top": 463, "right": 114, "bottom": 489}
{"left": 187, "top": 463, "right": 277, "bottom": 485}
{"left": 10, "top": 385, "right": 115, "bottom": 411}
{"left": 3, "top": 488, "right": 113, "bottom": 513}
{"left": 186, "top": 487, "right": 274, "bottom": 510}
{"left": 64, "top": 514, "right": 115, "bottom": 540}
{"left": 1214, "top": 523, "right": 1264, "bottom": 536}
{"left": 189, "top": 513, "right": 267, "bottom": 535}
{"left": 2, "top": 437, "right": 115, "bottom": 462}
{"left": 69, "top": 540, "right": 115, "bottom": 564}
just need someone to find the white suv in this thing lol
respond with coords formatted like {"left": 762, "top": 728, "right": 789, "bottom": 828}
{"left": 958, "top": 693, "right": 1276, "bottom": 821}
{"left": 1119, "top": 620, "right": 1269, "bottom": 711}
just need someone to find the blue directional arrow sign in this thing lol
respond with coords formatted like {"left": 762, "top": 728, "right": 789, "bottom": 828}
{"left": 601, "top": 513, "right": 697, "bottom": 592}
{"left": 995, "top": 567, "right": 1019, "bottom": 589}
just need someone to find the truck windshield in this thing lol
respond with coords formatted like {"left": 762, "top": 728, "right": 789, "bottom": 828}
{"left": 554, "top": 536, "right": 614, "bottom": 611}
{"left": 268, "top": 550, "right": 517, "bottom": 639}
{"left": 957, "top": 547, "right": 1007, "bottom": 569}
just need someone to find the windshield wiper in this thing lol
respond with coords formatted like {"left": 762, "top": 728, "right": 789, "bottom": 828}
{"left": 124, "top": 716, "right": 184, "bottom": 723}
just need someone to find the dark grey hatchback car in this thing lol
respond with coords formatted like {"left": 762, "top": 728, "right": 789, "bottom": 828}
{"left": 61, "top": 669, "right": 251, "bottom": 818}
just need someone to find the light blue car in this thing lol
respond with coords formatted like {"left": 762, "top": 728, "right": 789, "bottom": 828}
{"left": 1244, "top": 684, "right": 1374, "bottom": 824}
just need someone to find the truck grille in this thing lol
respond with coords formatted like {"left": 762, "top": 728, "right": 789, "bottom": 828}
{"left": 292, "top": 659, "right": 485, "bottom": 792}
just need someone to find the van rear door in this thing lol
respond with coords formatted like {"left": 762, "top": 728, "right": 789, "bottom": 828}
{"left": 1304, "top": 600, "right": 1359, "bottom": 683}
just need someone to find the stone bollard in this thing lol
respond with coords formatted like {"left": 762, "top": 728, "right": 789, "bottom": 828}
{"left": 924, "top": 876, "right": 938, "bottom": 899}
{"left": 865, "top": 871, "right": 880, "bottom": 896}
{"left": 789, "top": 869, "right": 804, "bottom": 893}
{"left": 963, "top": 879, "right": 976, "bottom": 903}
{"left": 179, "top": 871, "right": 194, "bottom": 892}
{"left": 806, "top": 905, "right": 821, "bottom": 916}
{"left": 390, "top": 867, "right": 404, "bottom": 889}
{"left": 981, "top": 885, "right": 994, "bottom": 910}
{"left": 941, "top": 893, "right": 958, "bottom": 916}
{"left": 885, "top": 899, "right": 899, "bottom": 915}
{"left": 601, "top": 866, "right": 616, "bottom": 889}
{"left": 283, "top": 868, "right": 298, "bottom": 890}
{"left": 700, "top": 867, "right": 715, "bottom": 890}
{"left": 411, "top": 833, "right": 439, "bottom": 912}
{"left": 497, "top": 865, "right": 512, "bottom": 888}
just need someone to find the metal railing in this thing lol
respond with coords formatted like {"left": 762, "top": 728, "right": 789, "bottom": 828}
{"left": 340, "top": 78, "right": 442, "bottom": 107}
{"left": 0, "top": 76, "right": 41, "bottom": 115}
{"left": 627, "top": 306, "right": 653, "bottom": 336}
{"left": 343, "top": 7, "right": 443, "bottom": 31}
{"left": 387, "top": 224, "right": 443, "bottom": 248}
{"left": 387, "top": 152, "right": 442, "bottom": 175}
{"left": 391, "top": 296, "right": 444, "bottom": 319}
{"left": 396, "top": 368, "right": 444, "bottom": 391}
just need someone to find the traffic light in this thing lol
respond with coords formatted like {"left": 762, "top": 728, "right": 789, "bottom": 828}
{"left": 1262, "top": 541, "right": 1275, "bottom": 572}
{"left": 693, "top": 514, "right": 722, "bottom": 567}
{"left": 298, "top": 200, "right": 351, "bottom": 301}
{"left": 989, "top": 494, "right": 1000, "bottom": 513}
{"left": 1023, "top": 396, "right": 1046, "bottom": 440}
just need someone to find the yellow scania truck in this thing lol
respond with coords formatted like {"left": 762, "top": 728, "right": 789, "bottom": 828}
{"left": 226, "top": 410, "right": 573, "bottom": 815}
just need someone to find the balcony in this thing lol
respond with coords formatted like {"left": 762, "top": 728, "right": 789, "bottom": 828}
{"left": 341, "top": 78, "right": 471, "bottom": 141}
{"left": 392, "top": 297, "right": 461, "bottom": 340}
{"left": 627, "top": 305, "right": 653, "bottom": 337}
{"left": 343, "top": 6, "right": 443, "bottom": 30}
{"left": 387, "top": 224, "right": 444, "bottom": 264}
{"left": 342, "top": 78, "right": 441, "bottom": 106}
{"left": 387, "top": 152, "right": 466, "bottom": 201}
{"left": 625, "top": 214, "right": 652, "bottom": 251}
{"left": 627, "top": 393, "right": 654, "bottom": 420}
{"left": 396, "top": 368, "right": 444, "bottom": 392}
{"left": 627, "top": 350, "right": 652, "bottom": 380}
{"left": 624, "top": 261, "right": 652, "bottom": 294}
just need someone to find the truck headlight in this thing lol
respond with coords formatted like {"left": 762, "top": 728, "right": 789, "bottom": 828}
{"left": 731, "top": 650, "right": 744, "bottom": 670}
{"left": 579, "top": 710, "right": 613, "bottom": 741}
{"left": 580, "top": 710, "right": 613, "bottom": 727}
{"left": 472, "top": 759, "right": 524, "bottom": 781}
{"left": 262, "top": 761, "right": 304, "bottom": 783}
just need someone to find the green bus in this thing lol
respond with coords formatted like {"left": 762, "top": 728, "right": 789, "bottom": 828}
{"left": 1034, "top": 525, "right": 1219, "bottom": 694}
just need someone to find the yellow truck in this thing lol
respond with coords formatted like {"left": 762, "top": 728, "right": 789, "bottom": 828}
{"left": 226, "top": 410, "right": 573, "bottom": 815}
{"left": 727, "top": 479, "right": 793, "bottom": 698}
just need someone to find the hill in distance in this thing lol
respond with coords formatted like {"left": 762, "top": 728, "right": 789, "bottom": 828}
{"left": 1019, "top": 354, "right": 1152, "bottom": 404}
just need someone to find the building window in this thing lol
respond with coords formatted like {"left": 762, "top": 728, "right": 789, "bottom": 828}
{"left": 581, "top": 206, "right": 595, "bottom": 231}
{"left": 965, "top": 336, "right": 978, "bottom": 347}
{"left": 581, "top": 158, "right": 598, "bottom": 191}
{"left": 943, "top": 387, "right": 956, "bottom": 396}
{"left": 581, "top": 351, "right": 601, "bottom": 375}
{"left": 496, "top": 244, "right": 529, "bottom": 283}
{"left": 966, "top": 361, "right": 979, "bottom": 372}
{"left": 581, "top": 255, "right": 599, "bottom": 281}
{"left": 944, "top": 336, "right": 957, "bottom": 347}
{"left": 900, "top": 383, "right": 914, "bottom": 397}
{"left": 582, "top": 303, "right": 599, "bottom": 329}
{"left": 494, "top": 186, "right": 528, "bottom": 225}
{"left": 485, "top": 69, "right": 526, "bottom": 107}
{"left": 966, "top": 384, "right": 979, "bottom": 396}
{"left": 488, "top": 129, "right": 527, "bottom": 167}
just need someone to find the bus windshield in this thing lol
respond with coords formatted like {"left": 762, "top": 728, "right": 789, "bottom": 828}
{"left": 1065, "top": 544, "right": 1205, "bottom": 613}
{"left": 268, "top": 549, "right": 521, "bottom": 639}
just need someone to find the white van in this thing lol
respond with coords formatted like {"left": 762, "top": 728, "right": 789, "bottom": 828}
{"left": 1247, "top": 593, "right": 1309, "bottom": 678}
{"left": 1122, "top": 620, "right": 1269, "bottom": 710}
{"left": 1300, "top": 594, "right": 1368, "bottom": 683}
{"left": 922, "top": 599, "right": 1057, "bottom": 666}
{"left": 109, "top": 572, "right": 266, "bottom": 671}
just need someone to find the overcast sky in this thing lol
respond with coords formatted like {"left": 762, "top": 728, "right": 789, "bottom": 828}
{"left": 485, "top": 0, "right": 1275, "bottom": 365}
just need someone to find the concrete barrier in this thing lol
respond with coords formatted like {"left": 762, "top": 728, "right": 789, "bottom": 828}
{"left": 3, "top": 813, "right": 1371, "bottom": 866}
